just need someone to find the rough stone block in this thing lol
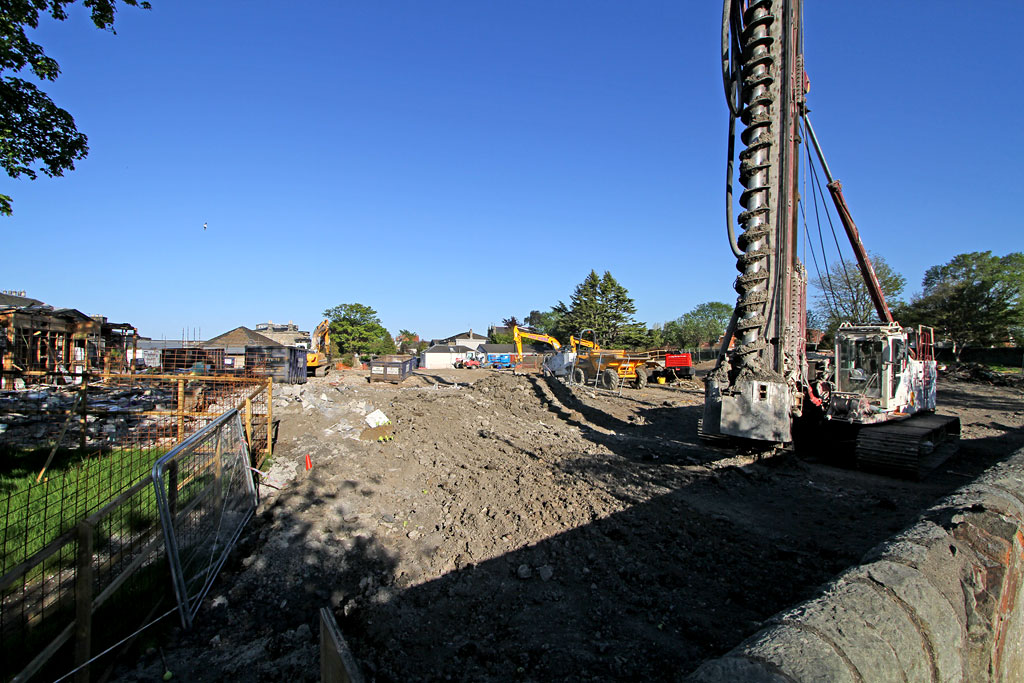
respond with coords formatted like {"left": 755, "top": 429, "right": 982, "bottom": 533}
{"left": 846, "top": 560, "right": 965, "bottom": 682}
{"left": 734, "top": 624, "right": 857, "bottom": 683}
{"left": 688, "top": 655, "right": 791, "bottom": 682}
{"left": 773, "top": 580, "right": 929, "bottom": 683}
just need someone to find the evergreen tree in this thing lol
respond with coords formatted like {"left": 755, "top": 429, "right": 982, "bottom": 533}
{"left": 554, "top": 270, "right": 642, "bottom": 346}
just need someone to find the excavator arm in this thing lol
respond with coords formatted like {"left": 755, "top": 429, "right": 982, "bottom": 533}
{"left": 513, "top": 326, "right": 561, "bottom": 359}
{"left": 307, "top": 319, "right": 332, "bottom": 376}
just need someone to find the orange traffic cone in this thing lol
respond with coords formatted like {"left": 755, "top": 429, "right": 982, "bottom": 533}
{"left": 305, "top": 454, "right": 312, "bottom": 471}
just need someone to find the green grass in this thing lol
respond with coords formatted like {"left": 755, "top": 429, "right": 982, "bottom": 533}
{"left": 0, "top": 445, "right": 166, "bottom": 577}
{"left": 985, "top": 364, "right": 1023, "bottom": 374}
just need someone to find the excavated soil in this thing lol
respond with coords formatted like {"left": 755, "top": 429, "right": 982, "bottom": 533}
{"left": 117, "top": 367, "right": 1024, "bottom": 681}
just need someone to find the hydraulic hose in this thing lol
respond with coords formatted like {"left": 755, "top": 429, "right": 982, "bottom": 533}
{"left": 723, "top": 0, "right": 744, "bottom": 258}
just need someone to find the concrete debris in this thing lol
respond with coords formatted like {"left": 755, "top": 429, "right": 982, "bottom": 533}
{"left": 365, "top": 409, "right": 390, "bottom": 428}
{"left": 0, "top": 384, "right": 170, "bottom": 447}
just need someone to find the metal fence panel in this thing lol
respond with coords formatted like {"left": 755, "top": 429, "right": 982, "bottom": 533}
{"left": 152, "top": 409, "right": 257, "bottom": 628}
{"left": 0, "top": 372, "right": 269, "bottom": 679}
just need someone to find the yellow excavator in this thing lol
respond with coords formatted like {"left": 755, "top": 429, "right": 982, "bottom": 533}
{"left": 307, "top": 319, "right": 332, "bottom": 377}
{"left": 569, "top": 334, "right": 599, "bottom": 353}
{"left": 513, "top": 326, "right": 561, "bottom": 360}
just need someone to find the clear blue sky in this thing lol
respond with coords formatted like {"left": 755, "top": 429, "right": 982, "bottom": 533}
{"left": 5, "top": 1, "right": 1019, "bottom": 341}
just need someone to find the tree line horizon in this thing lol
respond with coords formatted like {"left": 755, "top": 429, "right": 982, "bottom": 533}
{"left": 323, "top": 251, "right": 1024, "bottom": 361}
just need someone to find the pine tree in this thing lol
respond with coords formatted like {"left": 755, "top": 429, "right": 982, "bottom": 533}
{"left": 554, "top": 270, "right": 642, "bottom": 346}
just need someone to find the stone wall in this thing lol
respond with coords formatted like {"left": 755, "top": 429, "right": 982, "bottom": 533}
{"left": 690, "top": 448, "right": 1024, "bottom": 682}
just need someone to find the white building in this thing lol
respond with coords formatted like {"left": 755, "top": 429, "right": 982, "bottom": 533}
{"left": 421, "top": 344, "right": 476, "bottom": 369}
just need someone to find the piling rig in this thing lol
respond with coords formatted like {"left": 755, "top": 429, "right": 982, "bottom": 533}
{"left": 701, "top": 0, "right": 959, "bottom": 478}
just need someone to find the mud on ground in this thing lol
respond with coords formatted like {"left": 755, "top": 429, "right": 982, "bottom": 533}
{"left": 118, "top": 367, "right": 1024, "bottom": 681}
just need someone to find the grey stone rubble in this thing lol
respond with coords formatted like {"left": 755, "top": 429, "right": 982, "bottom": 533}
{"left": 0, "top": 384, "right": 175, "bottom": 447}
{"left": 274, "top": 382, "right": 374, "bottom": 439}
{"left": 260, "top": 381, "right": 380, "bottom": 493}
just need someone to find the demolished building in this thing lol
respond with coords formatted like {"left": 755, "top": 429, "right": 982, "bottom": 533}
{"left": 0, "top": 292, "right": 138, "bottom": 386}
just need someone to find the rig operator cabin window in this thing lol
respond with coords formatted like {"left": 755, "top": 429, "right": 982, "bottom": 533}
{"left": 838, "top": 338, "right": 884, "bottom": 398}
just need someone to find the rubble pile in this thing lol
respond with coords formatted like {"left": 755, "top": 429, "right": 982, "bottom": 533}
{"left": 0, "top": 384, "right": 174, "bottom": 448}
{"left": 272, "top": 381, "right": 380, "bottom": 441}
{"left": 944, "top": 362, "right": 1024, "bottom": 387}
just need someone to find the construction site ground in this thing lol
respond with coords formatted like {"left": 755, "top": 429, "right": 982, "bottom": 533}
{"left": 118, "top": 365, "right": 1024, "bottom": 681}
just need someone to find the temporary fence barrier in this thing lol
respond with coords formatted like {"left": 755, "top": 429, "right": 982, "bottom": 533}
{"left": 0, "top": 372, "right": 270, "bottom": 680}
{"left": 153, "top": 409, "right": 257, "bottom": 628}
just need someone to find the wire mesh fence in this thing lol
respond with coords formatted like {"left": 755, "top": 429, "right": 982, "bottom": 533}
{"left": 153, "top": 410, "right": 257, "bottom": 628}
{"left": 0, "top": 371, "right": 270, "bottom": 680}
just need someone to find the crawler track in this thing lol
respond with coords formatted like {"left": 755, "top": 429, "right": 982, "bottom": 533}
{"left": 855, "top": 413, "right": 962, "bottom": 479}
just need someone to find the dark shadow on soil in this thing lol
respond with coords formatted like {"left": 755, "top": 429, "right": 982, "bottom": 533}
{"left": 116, "top": 479, "right": 400, "bottom": 682}
{"left": 525, "top": 375, "right": 737, "bottom": 468}
{"left": 336, "top": 462, "right": 947, "bottom": 680}
{"left": 409, "top": 371, "right": 478, "bottom": 387}
{"left": 117, "top": 379, "right": 1024, "bottom": 682}
{"left": 938, "top": 385, "right": 1024, "bottom": 413}
{"left": 338, "top": 480, "right": 844, "bottom": 680}
{"left": 328, "top": 425, "right": 1024, "bottom": 681}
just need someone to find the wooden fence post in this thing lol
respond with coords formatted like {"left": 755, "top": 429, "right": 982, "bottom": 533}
{"left": 244, "top": 398, "right": 253, "bottom": 446}
{"left": 176, "top": 379, "right": 185, "bottom": 443}
{"left": 320, "top": 607, "right": 365, "bottom": 683}
{"left": 266, "top": 380, "right": 273, "bottom": 460}
{"left": 213, "top": 429, "right": 224, "bottom": 510}
{"left": 74, "top": 522, "right": 94, "bottom": 683}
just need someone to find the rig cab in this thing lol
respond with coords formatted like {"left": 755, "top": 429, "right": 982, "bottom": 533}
{"left": 828, "top": 324, "right": 937, "bottom": 425}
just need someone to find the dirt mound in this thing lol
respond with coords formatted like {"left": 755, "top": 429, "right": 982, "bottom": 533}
{"left": 113, "top": 369, "right": 1024, "bottom": 681}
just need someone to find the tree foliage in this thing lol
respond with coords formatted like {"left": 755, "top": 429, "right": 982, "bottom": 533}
{"left": 810, "top": 251, "right": 906, "bottom": 336}
{"left": 553, "top": 270, "right": 642, "bottom": 347}
{"left": 501, "top": 316, "right": 520, "bottom": 329}
{"left": 0, "top": 0, "right": 151, "bottom": 215}
{"left": 524, "top": 309, "right": 563, "bottom": 337}
{"left": 658, "top": 302, "right": 733, "bottom": 349}
{"left": 678, "top": 302, "right": 733, "bottom": 348}
{"left": 898, "top": 251, "right": 1024, "bottom": 358}
{"left": 323, "top": 303, "right": 395, "bottom": 357}
{"left": 395, "top": 329, "right": 419, "bottom": 354}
